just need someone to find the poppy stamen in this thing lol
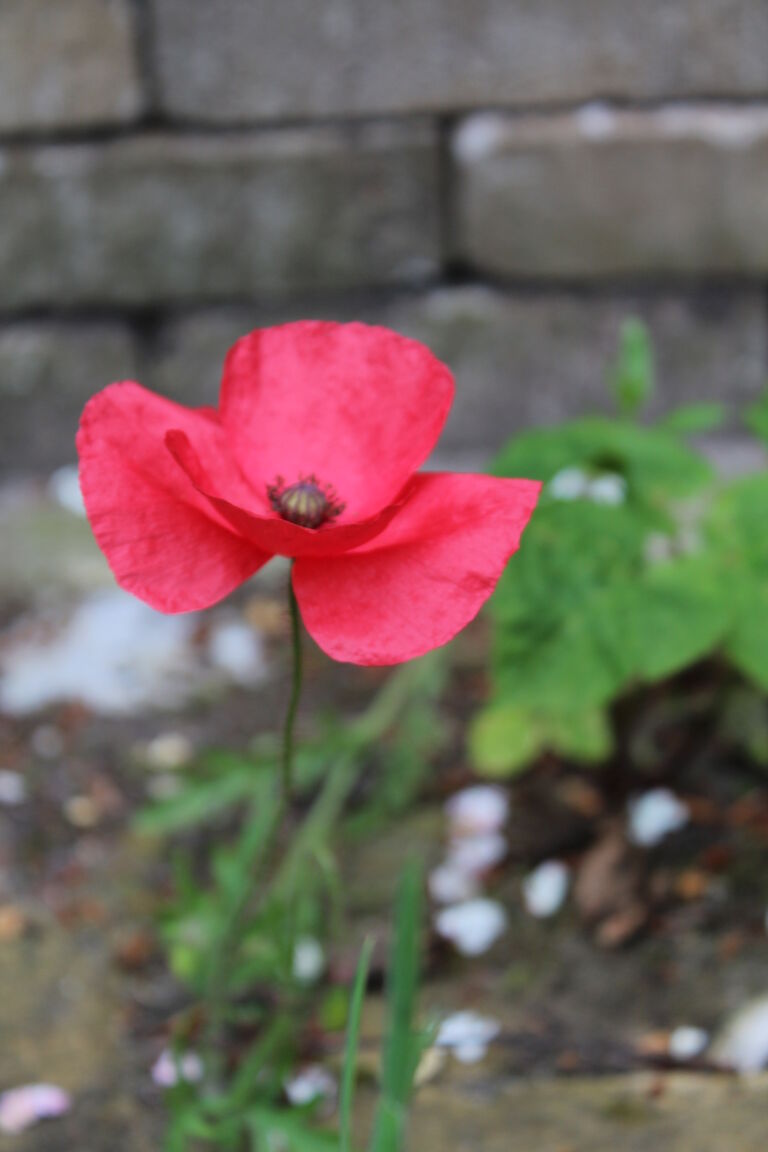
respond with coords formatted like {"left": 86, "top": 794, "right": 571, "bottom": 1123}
{"left": 267, "top": 474, "right": 345, "bottom": 529}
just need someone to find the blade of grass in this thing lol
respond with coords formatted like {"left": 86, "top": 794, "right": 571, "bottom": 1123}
{"left": 340, "top": 936, "right": 374, "bottom": 1152}
{"left": 368, "top": 863, "right": 423, "bottom": 1152}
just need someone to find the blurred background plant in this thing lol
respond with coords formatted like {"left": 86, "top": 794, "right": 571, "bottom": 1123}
{"left": 472, "top": 322, "right": 768, "bottom": 778}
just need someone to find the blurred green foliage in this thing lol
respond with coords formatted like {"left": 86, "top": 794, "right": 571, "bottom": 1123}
{"left": 471, "top": 321, "right": 768, "bottom": 776}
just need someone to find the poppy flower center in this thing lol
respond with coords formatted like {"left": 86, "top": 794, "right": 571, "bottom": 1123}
{"left": 267, "top": 474, "right": 345, "bottom": 530}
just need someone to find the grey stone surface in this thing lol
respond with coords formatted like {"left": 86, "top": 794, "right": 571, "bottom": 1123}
{"left": 453, "top": 107, "right": 768, "bottom": 278}
{"left": 138, "top": 288, "right": 768, "bottom": 463}
{"left": 0, "top": 0, "right": 143, "bottom": 132}
{"left": 0, "top": 125, "right": 440, "bottom": 310}
{"left": 2, "top": 289, "right": 762, "bottom": 477}
{"left": 150, "top": 0, "right": 768, "bottom": 122}
{"left": 405, "top": 1073, "right": 768, "bottom": 1152}
{"left": 0, "top": 322, "right": 137, "bottom": 475}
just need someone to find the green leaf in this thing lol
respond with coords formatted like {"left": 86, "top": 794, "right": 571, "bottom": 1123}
{"left": 247, "top": 1105, "right": 339, "bottom": 1151}
{"left": 726, "top": 583, "right": 768, "bottom": 691}
{"left": 469, "top": 704, "right": 544, "bottom": 776}
{"left": 469, "top": 702, "right": 612, "bottom": 777}
{"left": 601, "top": 557, "right": 731, "bottom": 683}
{"left": 609, "top": 319, "right": 654, "bottom": 418}
{"left": 494, "top": 417, "right": 711, "bottom": 504}
{"left": 660, "top": 403, "right": 725, "bottom": 435}
{"left": 547, "top": 708, "right": 613, "bottom": 763}
{"left": 136, "top": 767, "right": 255, "bottom": 836}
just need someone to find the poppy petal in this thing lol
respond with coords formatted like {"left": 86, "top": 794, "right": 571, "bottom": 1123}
{"left": 219, "top": 321, "right": 455, "bottom": 521}
{"left": 77, "top": 382, "right": 270, "bottom": 613}
{"left": 165, "top": 429, "right": 411, "bottom": 558}
{"left": 293, "top": 473, "right": 542, "bottom": 665}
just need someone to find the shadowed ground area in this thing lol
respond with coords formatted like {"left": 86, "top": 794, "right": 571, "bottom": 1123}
{"left": 1, "top": 482, "right": 768, "bottom": 1150}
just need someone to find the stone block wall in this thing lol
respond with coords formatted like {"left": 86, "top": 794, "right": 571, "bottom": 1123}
{"left": 1, "top": 1, "right": 768, "bottom": 474}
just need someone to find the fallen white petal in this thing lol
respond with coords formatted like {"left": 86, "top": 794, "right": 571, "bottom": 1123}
{"left": 522, "top": 860, "right": 570, "bottom": 919}
{"left": 588, "top": 473, "right": 627, "bottom": 506}
{"left": 548, "top": 468, "right": 590, "bottom": 502}
{"left": 628, "top": 789, "right": 689, "bottom": 847}
{"left": 0, "top": 1085, "right": 71, "bottom": 1134}
{"left": 0, "top": 769, "right": 27, "bottom": 806}
{"left": 284, "top": 1066, "right": 336, "bottom": 1107}
{"left": 713, "top": 995, "right": 768, "bottom": 1073}
{"left": 152, "top": 1050, "right": 204, "bottom": 1088}
{"left": 669, "top": 1026, "right": 709, "bottom": 1061}
{"left": 437, "top": 1011, "right": 501, "bottom": 1065}
{"left": 292, "top": 937, "right": 325, "bottom": 985}
{"left": 434, "top": 899, "right": 508, "bottom": 957}
{"left": 429, "top": 862, "right": 479, "bottom": 905}
{"left": 445, "top": 786, "right": 509, "bottom": 837}
{"left": 447, "top": 833, "right": 507, "bottom": 877}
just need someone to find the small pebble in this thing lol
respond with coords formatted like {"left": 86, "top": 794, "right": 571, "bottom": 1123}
{"left": 64, "top": 795, "right": 100, "bottom": 829}
{"left": 143, "top": 732, "right": 194, "bottom": 772}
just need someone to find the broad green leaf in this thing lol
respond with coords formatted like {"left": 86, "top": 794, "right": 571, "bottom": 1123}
{"left": 600, "top": 557, "right": 731, "bottom": 684}
{"left": 726, "top": 583, "right": 768, "bottom": 691}
{"left": 495, "top": 417, "right": 711, "bottom": 504}
{"left": 469, "top": 702, "right": 612, "bottom": 776}
{"left": 469, "top": 704, "right": 544, "bottom": 776}
{"left": 547, "top": 708, "right": 613, "bottom": 763}
{"left": 660, "top": 403, "right": 725, "bottom": 435}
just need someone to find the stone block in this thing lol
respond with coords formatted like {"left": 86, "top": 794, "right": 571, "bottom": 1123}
{"left": 0, "top": 0, "right": 143, "bottom": 132}
{"left": 453, "top": 107, "right": 768, "bottom": 278}
{"left": 0, "top": 125, "right": 440, "bottom": 309}
{"left": 0, "top": 322, "right": 137, "bottom": 475}
{"left": 150, "top": 1, "right": 768, "bottom": 121}
{"left": 139, "top": 288, "right": 767, "bottom": 465}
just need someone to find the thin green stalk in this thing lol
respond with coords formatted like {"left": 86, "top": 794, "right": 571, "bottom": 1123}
{"left": 203, "top": 572, "right": 305, "bottom": 1080}
{"left": 340, "top": 937, "right": 374, "bottom": 1152}
{"left": 281, "top": 572, "right": 303, "bottom": 803}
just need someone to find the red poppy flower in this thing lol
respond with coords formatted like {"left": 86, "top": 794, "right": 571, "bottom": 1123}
{"left": 77, "top": 321, "right": 540, "bottom": 665}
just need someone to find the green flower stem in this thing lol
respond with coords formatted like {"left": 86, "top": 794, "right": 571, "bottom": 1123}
{"left": 281, "top": 572, "right": 303, "bottom": 805}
